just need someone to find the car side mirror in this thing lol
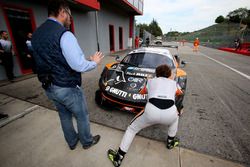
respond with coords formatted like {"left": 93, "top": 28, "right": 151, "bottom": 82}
{"left": 180, "top": 60, "right": 186, "bottom": 68}
{"left": 174, "top": 55, "right": 180, "bottom": 64}
{"left": 115, "top": 55, "right": 120, "bottom": 62}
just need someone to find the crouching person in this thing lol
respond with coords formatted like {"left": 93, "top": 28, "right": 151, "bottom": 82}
{"left": 107, "top": 64, "right": 181, "bottom": 167}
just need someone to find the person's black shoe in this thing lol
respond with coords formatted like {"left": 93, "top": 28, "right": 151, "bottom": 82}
{"left": 107, "top": 149, "right": 124, "bottom": 167}
{"left": 69, "top": 138, "right": 79, "bottom": 150}
{"left": 8, "top": 79, "right": 14, "bottom": 83}
{"left": 0, "top": 113, "right": 9, "bottom": 120}
{"left": 166, "top": 137, "right": 179, "bottom": 149}
{"left": 82, "top": 135, "right": 100, "bottom": 149}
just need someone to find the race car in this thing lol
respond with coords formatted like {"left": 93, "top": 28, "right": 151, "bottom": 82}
{"left": 95, "top": 45, "right": 187, "bottom": 113}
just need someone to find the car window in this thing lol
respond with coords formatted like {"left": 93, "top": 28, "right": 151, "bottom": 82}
{"left": 121, "top": 53, "right": 175, "bottom": 69}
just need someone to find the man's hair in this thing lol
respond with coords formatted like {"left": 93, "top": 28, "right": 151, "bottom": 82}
{"left": 0, "top": 30, "right": 7, "bottom": 37}
{"left": 48, "top": 0, "right": 69, "bottom": 17}
{"left": 155, "top": 64, "right": 172, "bottom": 78}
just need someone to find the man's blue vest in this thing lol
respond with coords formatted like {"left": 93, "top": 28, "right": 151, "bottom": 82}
{"left": 31, "top": 19, "right": 81, "bottom": 87}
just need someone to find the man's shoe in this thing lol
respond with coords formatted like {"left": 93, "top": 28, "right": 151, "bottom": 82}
{"left": 0, "top": 113, "right": 9, "bottom": 120}
{"left": 166, "top": 137, "right": 179, "bottom": 149}
{"left": 69, "top": 138, "right": 79, "bottom": 150}
{"left": 82, "top": 135, "right": 100, "bottom": 149}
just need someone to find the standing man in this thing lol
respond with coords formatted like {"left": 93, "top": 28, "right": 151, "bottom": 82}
{"left": 193, "top": 37, "right": 200, "bottom": 52}
{"left": 25, "top": 32, "right": 36, "bottom": 73}
{"left": 31, "top": 0, "right": 104, "bottom": 150}
{"left": 235, "top": 38, "right": 242, "bottom": 51}
{"left": 145, "top": 37, "right": 150, "bottom": 47}
{"left": 0, "top": 30, "right": 15, "bottom": 81}
{"left": 135, "top": 36, "right": 139, "bottom": 48}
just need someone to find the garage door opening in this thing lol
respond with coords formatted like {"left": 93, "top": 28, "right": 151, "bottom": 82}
{"left": 109, "top": 25, "right": 114, "bottom": 52}
{"left": 119, "top": 27, "right": 123, "bottom": 50}
{"left": 2, "top": 6, "right": 36, "bottom": 74}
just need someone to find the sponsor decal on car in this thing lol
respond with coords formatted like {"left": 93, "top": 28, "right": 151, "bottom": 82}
{"left": 105, "top": 86, "right": 127, "bottom": 98}
{"left": 106, "top": 69, "right": 127, "bottom": 85}
{"left": 105, "top": 86, "right": 147, "bottom": 100}
{"left": 126, "top": 67, "right": 154, "bottom": 77}
{"left": 111, "top": 64, "right": 117, "bottom": 69}
{"left": 128, "top": 77, "right": 144, "bottom": 83}
{"left": 126, "top": 71, "right": 153, "bottom": 78}
{"left": 130, "top": 83, "right": 137, "bottom": 88}
{"left": 135, "top": 73, "right": 151, "bottom": 77}
{"left": 132, "top": 94, "right": 147, "bottom": 100}
{"left": 127, "top": 67, "right": 155, "bottom": 73}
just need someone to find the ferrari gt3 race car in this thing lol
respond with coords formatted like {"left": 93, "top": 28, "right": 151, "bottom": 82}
{"left": 95, "top": 45, "right": 187, "bottom": 113}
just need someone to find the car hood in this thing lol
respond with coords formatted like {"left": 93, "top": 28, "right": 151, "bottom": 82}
{"left": 102, "top": 64, "right": 155, "bottom": 102}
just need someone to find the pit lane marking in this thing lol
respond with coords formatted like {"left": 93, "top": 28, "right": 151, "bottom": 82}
{"left": 200, "top": 53, "right": 250, "bottom": 80}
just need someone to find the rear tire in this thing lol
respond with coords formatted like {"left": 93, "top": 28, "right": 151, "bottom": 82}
{"left": 95, "top": 89, "right": 112, "bottom": 109}
{"left": 175, "top": 95, "right": 184, "bottom": 113}
{"left": 95, "top": 89, "right": 102, "bottom": 105}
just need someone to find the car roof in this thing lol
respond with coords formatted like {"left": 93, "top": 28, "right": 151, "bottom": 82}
{"left": 129, "top": 47, "right": 174, "bottom": 60}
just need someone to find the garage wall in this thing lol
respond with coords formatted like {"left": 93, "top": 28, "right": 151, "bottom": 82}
{"left": 0, "top": 0, "right": 132, "bottom": 80}
{"left": 98, "top": 3, "right": 130, "bottom": 53}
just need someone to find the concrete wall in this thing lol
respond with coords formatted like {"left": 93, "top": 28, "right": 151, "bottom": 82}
{"left": 0, "top": 0, "right": 132, "bottom": 80}
{"left": 98, "top": 3, "right": 130, "bottom": 53}
{"left": 71, "top": 10, "right": 97, "bottom": 57}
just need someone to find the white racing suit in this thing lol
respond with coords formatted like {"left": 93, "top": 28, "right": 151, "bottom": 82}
{"left": 120, "top": 77, "right": 179, "bottom": 152}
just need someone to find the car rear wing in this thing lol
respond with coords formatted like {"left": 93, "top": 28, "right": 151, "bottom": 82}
{"left": 147, "top": 44, "right": 178, "bottom": 50}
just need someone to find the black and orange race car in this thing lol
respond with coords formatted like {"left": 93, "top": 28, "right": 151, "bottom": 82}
{"left": 95, "top": 45, "right": 187, "bottom": 114}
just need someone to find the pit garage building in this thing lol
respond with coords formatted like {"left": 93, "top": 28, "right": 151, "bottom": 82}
{"left": 0, "top": 0, "right": 143, "bottom": 80}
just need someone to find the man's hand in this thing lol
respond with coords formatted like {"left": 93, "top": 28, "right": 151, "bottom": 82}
{"left": 90, "top": 52, "right": 104, "bottom": 65}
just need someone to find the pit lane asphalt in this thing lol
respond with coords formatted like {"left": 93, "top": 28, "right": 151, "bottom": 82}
{"left": 0, "top": 44, "right": 249, "bottom": 166}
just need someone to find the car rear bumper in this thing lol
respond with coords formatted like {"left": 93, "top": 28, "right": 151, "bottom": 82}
{"left": 101, "top": 92, "right": 145, "bottom": 113}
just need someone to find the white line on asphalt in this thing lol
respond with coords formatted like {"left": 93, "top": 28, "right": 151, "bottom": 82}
{"left": 0, "top": 105, "right": 39, "bottom": 128}
{"left": 200, "top": 53, "right": 250, "bottom": 80}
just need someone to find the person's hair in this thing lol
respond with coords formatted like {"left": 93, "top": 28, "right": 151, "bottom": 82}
{"left": 155, "top": 64, "right": 172, "bottom": 78}
{"left": 0, "top": 30, "right": 7, "bottom": 37}
{"left": 48, "top": 0, "right": 69, "bottom": 17}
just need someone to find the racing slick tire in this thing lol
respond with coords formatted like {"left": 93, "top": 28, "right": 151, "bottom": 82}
{"left": 95, "top": 89, "right": 111, "bottom": 109}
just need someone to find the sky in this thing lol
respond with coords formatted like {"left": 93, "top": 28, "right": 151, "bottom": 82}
{"left": 135, "top": 0, "right": 250, "bottom": 34}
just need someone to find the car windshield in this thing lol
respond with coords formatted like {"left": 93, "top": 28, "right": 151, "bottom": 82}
{"left": 121, "top": 53, "right": 175, "bottom": 69}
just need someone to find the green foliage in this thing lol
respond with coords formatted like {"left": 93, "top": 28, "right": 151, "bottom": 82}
{"left": 176, "top": 7, "right": 250, "bottom": 47}
{"left": 137, "top": 23, "right": 150, "bottom": 37}
{"left": 243, "top": 17, "right": 250, "bottom": 26}
{"left": 179, "top": 22, "right": 250, "bottom": 48}
{"left": 215, "top": 15, "right": 225, "bottom": 23}
{"left": 148, "top": 19, "right": 163, "bottom": 36}
{"left": 164, "top": 31, "right": 190, "bottom": 38}
{"left": 165, "top": 31, "right": 180, "bottom": 36}
{"left": 136, "top": 19, "right": 163, "bottom": 37}
{"left": 227, "top": 8, "right": 249, "bottom": 23}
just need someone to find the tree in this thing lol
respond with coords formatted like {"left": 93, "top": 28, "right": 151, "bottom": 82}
{"left": 136, "top": 23, "right": 150, "bottom": 37}
{"left": 165, "top": 31, "right": 180, "bottom": 37}
{"left": 227, "top": 8, "right": 248, "bottom": 23}
{"left": 136, "top": 19, "right": 163, "bottom": 37}
{"left": 242, "top": 9, "right": 250, "bottom": 26}
{"left": 215, "top": 15, "right": 225, "bottom": 23}
{"left": 148, "top": 19, "right": 163, "bottom": 37}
